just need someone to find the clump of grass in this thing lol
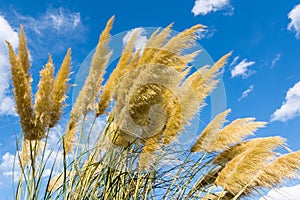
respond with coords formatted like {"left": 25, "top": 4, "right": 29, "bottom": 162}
{"left": 7, "top": 17, "right": 300, "bottom": 200}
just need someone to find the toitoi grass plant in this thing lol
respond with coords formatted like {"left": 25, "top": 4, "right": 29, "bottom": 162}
{"left": 7, "top": 17, "right": 300, "bottom": 199}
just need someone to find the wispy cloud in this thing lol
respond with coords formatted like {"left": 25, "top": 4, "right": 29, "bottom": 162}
{"left": 229, "top": 56, "right": 239, "bottom": 67}
{"left": 231, "top": 58, "right": 255, "bottom": 78}
{"left": 259, "top": 185, "right": 300, "bottom": 200}
{"left": 271, "top": 81, "right": 300, "bottom": 122}
{"left": 271, "top": 53, "right": 281, "bottom": 68}
{"left": 196, "top": 26, "right": 217, "bottom": 39}
{"left": 8, "top": 7, "right": 86, "bottom": 56}
{"left": 14, "top": 7, "right": 81, "bottom": 36}
{"left": 0, "top": 16, "right": 18, "bottom": 116}
{"left": 123, "top": 28, "right": 148, "bottom": 51}
{"left": 238, "top": 85, "right": 254, "bottom": 101}
{"left": 288, "top": 4, "right": 300, "bottom": 39}
{"left": 191, "top": 0, "right": 233, "bottom": 16}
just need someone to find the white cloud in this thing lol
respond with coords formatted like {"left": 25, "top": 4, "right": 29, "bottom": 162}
{"left": 192, "top": 0, "right": 233, "bottom": 16}
{"left": 259, "top": 185, "right": 300, "bottom": 200}
{"left": 271, "top": 81, "right": 300, "bottom": 122}
{"left": 231, "top": 59, "right": 255, "bottom": 78}
{"left": 288, "top": 4, "right": 300, "bottom": 39}
{"left": 0, "top": 152, "right": 19, "bottom": 182}
{"left": 0, "top": 115, "right": 107, "bottom": 186}
{"left": 196, "top": 26, "right": 217, "bottom": 39}
{"left": 14, "top": 7, "right": 81, "bottom": 36}
{"left": 238, "top": 84, "right": 254, "bottom": 101}
{"left": 0, "top": 133, "right": 63, "bottom": 184}
{"left": 271, "top": 54, "right": 281, "bottom": 68}
{"left": 0, "top": 8, "right": 85, "bottom": 117}
{"left": 230, "top": 56, "right": 239, "bottom": 67}
{"left": 9, "top": 7, "right": 85, "bottom": 55}
{"left": 123, "top": 28, "right": 148, "bottom": 52}
{"left": 0, "top": 16, "right": 18, "bottom": 116}
{"left": 0, "top": 152, "right": 16, "bottom": 170}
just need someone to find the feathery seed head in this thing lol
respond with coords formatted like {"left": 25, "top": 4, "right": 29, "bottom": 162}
{"left": 64, "top": 17, "right": 114, "bottom": 152}
{"left": 180, "top": 53, "right": 231, "bottom": 127}
{"left": 191, "top": 109, "right": 231, "bottom": 152}
{"left": 255, "top": 150, "right": 300, "bottom": 189}
{"left": 215, "top": 136, "right": 285, "bottom": 195}
{"left": 6, "top": 41, "right": 34, "bottom": 139}
{"left": 33, "top": 55, "right": 54, "bottom": 138}
{"left": 18, "top": 25, "right": 31, "bottom": 74}
{"left": 96, "top": 30, "right": 137, "bottom": 116}
{"left": 49, "top": 48, "right": 72, "bottom": 127}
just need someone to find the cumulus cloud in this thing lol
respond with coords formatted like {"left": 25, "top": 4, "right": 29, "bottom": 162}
{"left": 231, "top": 58, "right": 255, "bottom": 78}
{"left": 123, "top": 28, "right": 148, "bottom": 52}
{"left": 0, "top": 152, "right": 19, "bottom": 182}
{"left": 288, "top": 4, "right": 300, "bottom": 39}
{"left": 192, "top": 0, "right": 233, "bottom": 16}
{"left": 0, "top": 16, "right": 18, "bottom": 116}
{"left": 259, "top": 185, "right": 300, "bottom": 200}
{"left": 271, "top": 81, "right": 300, "bottom": 122}
{"left": 238, "top": 85, "right": 254, "bottom": 101}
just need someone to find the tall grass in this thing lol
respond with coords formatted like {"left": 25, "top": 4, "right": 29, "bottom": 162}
{"left": 7, "top": 17, "right": 300, "bottom": 200}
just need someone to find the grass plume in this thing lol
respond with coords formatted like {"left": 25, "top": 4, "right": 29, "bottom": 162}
{"left": 7, "top": 18, "right": 300, "bottom": 200}
{"left": 64, "top": 17, "right": 114, "bottom": 153}
{"left": 49, "top": 49, "right": 72, "bottom": 128}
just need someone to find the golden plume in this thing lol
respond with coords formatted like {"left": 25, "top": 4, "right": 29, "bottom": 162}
{"left": 128, "top": 83, "right": 163, "bottom": 126}
{"left": 180, "top": 53, "right": 231, "bottom": 126}
{"left": 72, "top": 16, "right": 113, "bottom": 118}
{"left": 138, "top": 24, "right": 173, "bottom": 65}
{"left": 255, "top": 150, "right": 300, "bottom": 188}
{"left": 191, "top": 109, "right": 231, "bottom": 152}
{"left": 18, "top": 25, "right": 31, "bottom": 76}
{"left": 215, "top": 137, "right": 285, "bottom": 195}
{"left": 213, "top": 142, "right": 249, "bottom": 166}
{"left": 192, "top": 115, "right": 267, "bottom": 152}
{"left": 151, "top": 24, "right": 205, "bottom": 71}
{"left": 64, "top": 17, "right": 114, "bottom": 153}
{"left": 113, "top": 63, "right": 181, "bottom": 143}
{"left": 162, "top": 90, "right": 182, "bottom": 144}
{"left": 33, "top": 55, "right": 54, "bottom": 138}
{"left": 6, "top": 41, "right": 34, "bottom": 139}
{"left": 209, "top": 118, "right": 267, "bottom": 152}
{"left": 128, "top": 49, "right": 141, "bottom": 71}
{"left": 96, "top": 30, "right": 137, "bottom": 116}
{"left": 162, "top": 24, "right": 205, "bottom": 54}
{"left": 49, "top": 49, "right": 72, "bottom": 127}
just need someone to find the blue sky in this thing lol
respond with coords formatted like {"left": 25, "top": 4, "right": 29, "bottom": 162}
{"left": 0, "top": 0, "right": 300, "bottom": 199}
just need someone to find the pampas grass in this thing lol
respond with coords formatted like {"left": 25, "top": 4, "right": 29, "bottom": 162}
{"left": 7, "top": 18, "right": 300, "bottom": 200}
{"left": 49, "top": 49, "right": 71, "bottom": 128}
